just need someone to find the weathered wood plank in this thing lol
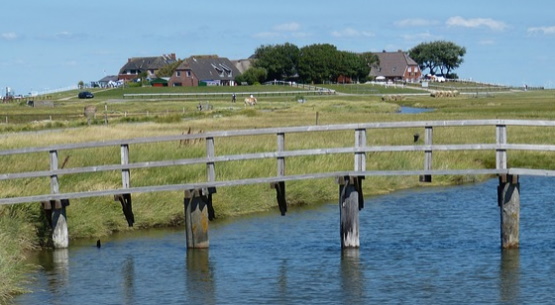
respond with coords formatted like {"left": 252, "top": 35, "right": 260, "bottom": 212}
{"left": 0, "top": 169, "right": 507, "bottom": 205}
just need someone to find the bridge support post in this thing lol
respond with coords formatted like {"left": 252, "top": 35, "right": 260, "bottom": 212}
{"left": 337, "top": 176, "right": 362, "bottom": 249}
{"left": 42, "top": 199, "right": 70, "bottom": 249}
{"left": 184, "top": 188, "right": 215, "bottom": 249}
{"left": 498, "top": 174, "right": 520, "bottom": 249}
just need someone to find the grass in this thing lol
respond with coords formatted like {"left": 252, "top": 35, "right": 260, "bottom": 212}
{"left": 1, "top": 83, "right": 555, "bottom": 302}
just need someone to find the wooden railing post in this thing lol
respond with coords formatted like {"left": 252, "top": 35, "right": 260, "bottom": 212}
{"left": 337, "top": 176, "right": 360, "bottom": 249}
{"left": 354, "top": 129, "right": 366, "bottom": 172}
{"left": 419, "top": 126, "right": 433, "bottom": 182}
{"left": 48, "top": 150, "right": 69, "bottom": 249}
{"left": 496, "top": 124, "right": 507, "bottom": 170}
{"left": 272, "top": 133, "right": 287, "bottom": 215}
{"left": 498, "top": 174, "right": 520, "bottom": 248}
{"left": 114, "top": 144, "right": 134, "bottom": 227}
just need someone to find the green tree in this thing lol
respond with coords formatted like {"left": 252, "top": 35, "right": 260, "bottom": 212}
{"left": 253, "top": 43, "right": 299, "bottom": 81}
{"left": 409, "top": 40, "right": 466, "bottom": 77}
{"left": 235, "top": 67, "right": 268, "bottom": 85}
{"left": 298, "top": 43, "right": 340, "bottom": 84}
{"left": 337, "top": 51, "right": 370, "bottom": 83}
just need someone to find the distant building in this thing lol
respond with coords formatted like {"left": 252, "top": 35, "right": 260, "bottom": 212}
{"left": 96, "top": 75, "right": 119, "bottom": 88}
{"left": 169, "top": 55, "right": 241, "bottom": 87}
{"left": 118, "top": 53, "right": 177, "bottom": 81}
{"left": 369, "top": 51, "right": 422, "bottom": 83}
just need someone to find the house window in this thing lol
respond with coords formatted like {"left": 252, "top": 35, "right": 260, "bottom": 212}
{"left": 176, "top": 71, "right": 181, "bottom": 77}
{"left": 186, "top": 71, "right": 191, "bottom": 77}
{"left": 408, "top": 67, "right": 412, "bottom": 72}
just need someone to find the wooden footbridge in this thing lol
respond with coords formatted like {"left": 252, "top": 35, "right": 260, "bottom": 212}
{"left": 2, "top": 119, "right": 555, "bottom": 250}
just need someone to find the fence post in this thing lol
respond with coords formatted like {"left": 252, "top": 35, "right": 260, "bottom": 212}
{"left": 496, "top": 124, "right": 507, "bottom": 170}
{"left": 49, "top": 150, "right": 69, "bottom": 249}
{"left": 420, "top": 126, "right": 433, "bottom": 182}
{"left": 114, "top": 144, "right": 134, "bottom": 227}
{"left": 498, "top": 174, "right": 520, "bottom": 248}
{"left": 354, "top": 129, "right": 366, "bottom": 172}
{"left": 272, "top": 133, "right": 287, "bottom": 215}
{"left": 338, "top": 176, "right": 360, "bottom": 249}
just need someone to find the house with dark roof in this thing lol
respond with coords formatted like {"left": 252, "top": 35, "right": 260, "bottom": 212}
{"left": 118, "top": 53, "right": 177, "bottom": 81}
{"left": 369, "top": 51, "right": 421, "bottom": 83}
{"left": 168, "top": 55, "right": 241, "bottom": 87}
{"left": 96, "top": 75, "right": 119, "bottom": 88}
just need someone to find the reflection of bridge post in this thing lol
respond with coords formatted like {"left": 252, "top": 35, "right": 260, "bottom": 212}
{"left": 499, "top": 249, "right": 520, "bottom": 302}
{"left": 498, "top": 175, "right": 520, "bottom": 249}
{"left": 186, "top": 249, "right": 215, "bottom": 305}
{"left": 341, "top": 249, "right": 364, "bottom": 302}
{"left": 338, "top": 176, "right": 362, "bottom": 248}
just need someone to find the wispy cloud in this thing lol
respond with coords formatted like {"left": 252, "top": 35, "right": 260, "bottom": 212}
{"left": 252, "top": 31, "right": 283, "bottom": 39}
{"left": 331, "top": 27, "right": 374, "bottom": 38}
{"left": 446, "top": 16, "right": 507, "bottom": 31}
{"left": 395, "top": 19, "right": 439, "bottom": 27}
{"left": 401, "top": 31, "right": 440, "bottom": 42}
{"left": 1, "top": 32, "right": 19, "bottom": 40}
{"left": 528, "top": 26, "right": 555, "bottom": 35}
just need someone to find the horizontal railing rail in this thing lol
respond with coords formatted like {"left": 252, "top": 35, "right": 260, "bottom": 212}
{"left": 2, "top": 119, "right": 555, "bottom": 205}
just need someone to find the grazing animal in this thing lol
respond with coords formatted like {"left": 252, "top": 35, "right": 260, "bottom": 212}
{"left": 244, "top": 97, "right": 257, "bottom": 106}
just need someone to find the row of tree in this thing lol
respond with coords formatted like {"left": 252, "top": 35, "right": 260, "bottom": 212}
{"left": 236, "top": 43, "right": 378, "bottom": 85}
{"left": 237, "top": 40, "right": 466, "bottom": 85}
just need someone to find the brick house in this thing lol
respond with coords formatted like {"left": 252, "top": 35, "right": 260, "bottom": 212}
{"left": 168, "top": 55, "right": 241, "bottom": 87}
{"left": 369, "top": 51, "right": 422, "bottom": 83}
{"left": 118, "top": 53, "right": 177, "bottom": 81}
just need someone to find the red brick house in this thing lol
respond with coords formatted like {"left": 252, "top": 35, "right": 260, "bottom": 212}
{"left": 168, "top": 55, "right": 241, "bottom": 87}
{"left": 118, "top": 53, "right": 177, "bottom": 81}
{"left": 369, "top": 51, "right": 421, "bottom": 83}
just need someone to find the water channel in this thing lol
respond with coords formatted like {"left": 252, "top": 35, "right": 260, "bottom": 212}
{"left": 15, "top": 176, "right": 555, "bottom": 304}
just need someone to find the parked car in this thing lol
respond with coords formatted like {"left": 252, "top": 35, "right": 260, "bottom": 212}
{"left": 78, "top": 91, "right": 94, "bottom": 99}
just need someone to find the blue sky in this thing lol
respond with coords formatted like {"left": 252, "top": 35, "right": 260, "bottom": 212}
{"left": 2, "top": 0, "right": 554, "bottom": 95}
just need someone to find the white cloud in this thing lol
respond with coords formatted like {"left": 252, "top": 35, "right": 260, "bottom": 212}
{"left": 395, "top": 19, "right": 439, "bottom": 27}
{"left": 331, "top": 28, "right": 374, "bottom": 38}
{"left": 1, "top": 32, "right": 18, "bottom": 40}
{"left": 273, "top": 22, "right": 301, "bottom": 32}
{"left": 252, "top": 32, "right": 283, "bottom": 39}
{"left": 401, "top": 31, "right": 440, "bottom": 41}
{"left": 528, "top": 26, "right": 555, "bottom": 35}
{"left": 446, "top": 16, "right": 507, "bottom": 31}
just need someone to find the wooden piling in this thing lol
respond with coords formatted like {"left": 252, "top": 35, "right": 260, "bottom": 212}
{"left": 338, "top": 176, "right": 360, "bottom": 249}
{"left": 184, "top": 189, "right": 209, "bottom": 249}
{"left": 498, "top": 174, "right": 520, "bottom": 249}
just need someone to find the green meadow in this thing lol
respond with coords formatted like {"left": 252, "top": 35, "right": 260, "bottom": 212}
{"left": 1, "top": 82, "right": 555, "bottom": 302}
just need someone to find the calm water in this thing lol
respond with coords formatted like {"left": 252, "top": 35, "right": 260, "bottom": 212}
{"left": 15, "top": 176, "right": 555, "bottom": 305}
{"left": 399, "top": 106, "right": 435, "bottom": 114}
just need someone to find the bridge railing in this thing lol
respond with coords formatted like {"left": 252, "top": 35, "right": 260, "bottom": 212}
{"left": 2, "top": 119, "right": 555, "bottom": 206}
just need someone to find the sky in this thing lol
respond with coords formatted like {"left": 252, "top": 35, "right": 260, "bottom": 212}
{"left": 2, "top": 0, "right": 555, "bottom": 95}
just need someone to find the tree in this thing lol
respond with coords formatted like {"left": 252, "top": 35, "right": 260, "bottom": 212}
{"left": 235, "top": 67, "right": 268, "bottom": 85}
{"left": 253, "top": 43, "right": 299, "bottom": 81}
{"left": 337, "top": 51, "right": 370, "bottom": 83}
{"left": 409, "top": 41, "right": 466, "bottom": 77}
{"left": 298, "top": 43, "right": 341, "bottom": 84}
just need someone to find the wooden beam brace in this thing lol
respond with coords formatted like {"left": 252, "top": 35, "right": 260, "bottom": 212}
{"left": 271, "top": 181, "right": 287, "bottom": 216}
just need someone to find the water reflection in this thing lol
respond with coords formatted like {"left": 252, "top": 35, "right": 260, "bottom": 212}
{"left": 121, "top": 256, "right": 135, "bottom": 305}
{"left": 185, "top": 249, "right": 215, "bottom": 305}
{"left": 499, "top": 249, "right": 520, "bottom": 303}
{"left": 341, "top": 249, "right": 364, "bottom": 304}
